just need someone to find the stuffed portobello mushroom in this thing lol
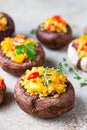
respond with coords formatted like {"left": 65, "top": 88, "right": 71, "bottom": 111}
{"left": 14, "top": 66, "right": 75, "bottom": 119}
{"left": 0, "top": 34, "right": 45, "bottom": 76}
{"left": 0, "top": 12, "right": 15, "bottom": 42}
{"left": 36, "top": 15, "right": 72, "bottom": 49}
{"left": 68, "top": 34, "right": 87, "bottom": 72}
{"left": 0, "top": 76, "right": 6, "bottom": 104}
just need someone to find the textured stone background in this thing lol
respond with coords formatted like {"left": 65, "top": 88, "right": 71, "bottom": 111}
{"left": 0, "top": 0, "right": 87, "bottom": 130}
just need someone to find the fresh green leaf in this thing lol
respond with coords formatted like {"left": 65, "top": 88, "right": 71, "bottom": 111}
{"left": 64, "top": 63, "right": 68, "bottom": 67}
{"left": 74, "top": 75, "right": 81, "bottom": 80}
{"left": 57, "top": 63, "right": 63, "bottom": 74}
{"left": 30, "top": 29, "right": 36, "bottom": 34}
{"left": 43, "top": 67, "right": 52, "bottom": 86}
{"left": 44, "top": 79, "right": 52, "bottom": 86}
{"left": 63, "top": 58, "right": 66, "bottom": 62}
{"left": 25, "top": 43, "right": 36, "bottom": 60}
{"left": 15, "top": 44, "right": 24, "bottom": 54}
{"left": 44, "top": 67, "right": 49, "bottom": 73}
{"left": 69, "top": 67, "right": 74, "bottom": 72}
{"left": 15, "top": 43, "right": 36, "bottom": 61}
{"left": 46, "top": 74, "right": 52, "bottom": 76}
{"left": 62, "top": 57, "right": 87, "bottom": 87}
{"left": 63, "top": 58, "right": 68, "bottom": 67}
{"left": 39, "top": 74, "right": 44, "bottom": 77}
{"left": 80, "top": 82, "right": 87, "bottom": 87}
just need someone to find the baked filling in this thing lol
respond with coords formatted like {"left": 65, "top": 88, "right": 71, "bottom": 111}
{"left": 0, "top": 76, "right": 4, "bottom": 90}
{"left": 1, "top": 34, "right": 37, "bottom": 64}
{"left": 0, "top": 13, "right": 7, "bottom": 31}
{"left": 72, "top": 34, "right": 87, "bottom": 59}
{"left": 19, "top": 66, "right": 68, "bottom": 98}
{"left": 40, "top": 15, "right": 67, "bottom": 33}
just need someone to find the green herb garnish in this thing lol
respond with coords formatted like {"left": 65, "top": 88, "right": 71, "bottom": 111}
{"left": 15, "top": 43, "right": 36, "bottom": 60}
{"left": 46, "top": 74, "right": 52, "bottom": 76}
{"left": 80, "top": 82, "right": 87, "bottom": 87}
{"left": 15, "top": 44, "right": 24, "bottom": 54}
{"left": 57, "top": 63, "right": 63, "bottom": 74}
{"left": 62, "top": 58, "right": 87, "bottom": 87}
{"left": 42, "top": 67, "right": 52, "bottom": 86}
{"left": 25, "top": 44, "right": 36, "bottom": 60}
{"left": 44, "top": 67, "right": 49, "bottom": 73}
{"left": 30, "top": 29, "right": 36, "bottom": 34}
{"left": 44, "top": 79, "right": 52, "bottom": 86}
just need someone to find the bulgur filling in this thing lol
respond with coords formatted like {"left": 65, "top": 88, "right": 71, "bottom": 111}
{"left": 40, "top": 15, "right": 68, "bottom": 33}
{"left": 0, "top": 13, "right": 7, "bottom": 31}
{"left": 72, "top": 34, "right": 87, "bottom": 59}
{"left": 1, "top": 34, "right": 37, "bottom": 64}
{"left": 19, "top": 66, "right": 68, "bottom": 98}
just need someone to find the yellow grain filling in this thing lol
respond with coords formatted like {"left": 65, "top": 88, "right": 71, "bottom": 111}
{"left": 19, "top": 66, "right": 68, "bottom": 98}
{"left": 40, "top": 15, "right": 67, "bottom": 33}
{"left": 1, "top": 34, "right": 36, "bottom": 64}
{"left": 73, "top": 34, "right": 87, "bottom": 59}
{"left": 0, "top": 13, "right": 7, "bottom": 31}
{"left": 0, "top": 76, "right": 3, "bottom": 81}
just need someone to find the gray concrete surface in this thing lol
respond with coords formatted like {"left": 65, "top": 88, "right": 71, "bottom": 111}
{"left": 0, "top": 0, "right": 87, "bottom": 130}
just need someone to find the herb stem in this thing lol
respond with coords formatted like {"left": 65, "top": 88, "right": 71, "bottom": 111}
{"left": 62, "top": 58, "right": 87, "bottom": 87}
{"left": 43, "top": 67, "right": 52, "bottom": 86}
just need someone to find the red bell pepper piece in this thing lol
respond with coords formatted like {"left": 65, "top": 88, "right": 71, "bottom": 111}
{"left": 27, "top": 72, "right": 39, "bottom": 80}
{"left": 46, "top": 23, "right": 55, "bottom": 31}
{"left": 52, "top": 15, "right": 61, "bottom": 22}
{"left": 85, "top": 42, "right": 87, "bottom": 46}
{"left": 0, "top": 79, "right": 4, "bottom": 89}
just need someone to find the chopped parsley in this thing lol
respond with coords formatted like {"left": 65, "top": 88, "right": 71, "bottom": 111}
{"left": 15, "top": 43, "right": 36, "bottom": 60}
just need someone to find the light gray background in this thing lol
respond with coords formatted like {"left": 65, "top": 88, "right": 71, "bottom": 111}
{"left": 0, "top": 0, "right": 87, "bottom": 130}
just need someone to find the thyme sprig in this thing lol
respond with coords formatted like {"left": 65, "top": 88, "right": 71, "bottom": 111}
{"left": 44, "top": 79, "right": 52, "bottom": 86}
{"left": 62, "top": 58, "right": 87, "bottom": 87}
{"left": 43, "top": 64, "right": 63, "bottom": 86}
{"left": 44, "top": 67, "right": 52, "bottom": 86}
{"left": 57, "top": 63, "right": 63, "bottom": 74}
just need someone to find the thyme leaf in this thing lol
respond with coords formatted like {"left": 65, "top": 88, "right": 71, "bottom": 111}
{"left": 44, "top": 67, "right": 49, "bottom": 73}
{"left": 30, "top": 29, "right": 36, "bottom": 34}
{"left": 80, "top": 82, "right": 87, "bottom": 87}
{"left": 46, "top": 74, "right": 52, "bottom": 76}
{"left": 74, "top": 75, "right": 81, "bottom": 80}
{"left": 44, "top": 79, "right": 52, "bottom": 86}
{"left": 57, "top": 63, "right": 63, "bottom": 74}
{"left": 43, "top": 67, "right": 52, "bottom": 86}
{"left": 69, "top": 67, "right": 74, "bottom": 72}
{"left": 62, "top": 58, "right": 87, "bottom": 87}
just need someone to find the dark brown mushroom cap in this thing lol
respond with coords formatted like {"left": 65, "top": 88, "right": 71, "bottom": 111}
{"left": 0, "top": 43, "right": 45, "bottom": 76}
{"left": 0, "top": 83, "right": 6, "bottom": 104}
{"left": 14, "top": 78, "right": 75, "bottom": 119}
{"left": 36, "top": 24, "right": 72, "bottom": 49}
{"left": 0, "top": 12, "right": 15, "bottom": 42}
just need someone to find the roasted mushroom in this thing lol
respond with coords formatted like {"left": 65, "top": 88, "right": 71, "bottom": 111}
{"left": 0, "top": 12, "right": 15, "bottom": 42}
{"left": 0, "top": 34, "right": 45, "bottom": 76}
{"left": 14, "top": 66, "right": 75, "bottom": 118}
{"left": 36, "top": 15, "right": 72, "bottom": 49}
{"left": 0, "top": 76, "right": 6, "bottom": 104}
